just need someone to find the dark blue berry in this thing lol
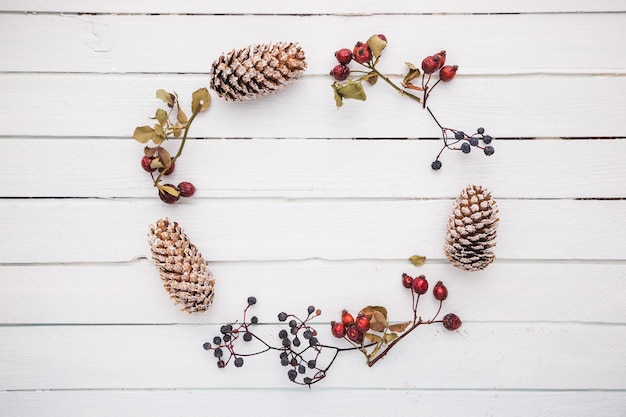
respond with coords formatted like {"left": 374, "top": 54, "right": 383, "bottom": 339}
{"left": 250, "top": 316, "right": 259, "bottom": 324}
{"left": 307, "top": 359, "right": 317, "bottom": 369}
{"left": 279, "top": 329, "right": 288, "bottom": 339}
{"left": 477, "top": 127, "right": 485, "bottom": 134}
{"left": 214, "top": 348, "right": 223, "bottom": 358}
{"left": 203, "top": 342, "right": 211, "bottom": 350}
{"left": 484, "top": 146, "right": 495, "bottom": 156}
{"left": 290, "top": 358, "right": 298, "bottom": 367}
{"left": 288, "top": 369, "right": 297, "bottom": 381}
{"left": 292, "top": 337, "right": 301, "bottom": 347}
{"left": 213, "top": 336, "right": 222, "bottom": 345}
{"left": 281, "top": 357, "right": 289, "bottom": 366}
{"left": 243, "top": 332, "right": 253, "bottom": 342}
{"left": 288, "top": 319, "right": 297, "bottom": 328}
{"left": 307, "top": 306, "right": 315, "bottom": 315}
{"left": 247, "top": 296, "right": 257, "bottom": 306}
{"left": 469, "top": 137, "right": 479, "bottom": 146}
{"left": 303, "top": 377, "right": 313, "bottom": 385}
{"left": 302, "top": 330, "right": 313, "bottom": 339}
{"left": 222, "top": 334, "right": 231, "bottom": 342}
{"left": 482, "top": 135, "right": 493, "bottom": 144}
{"left": 280, "top": 351, "right": 289, "bottom": 360}
{"left": 298, "top": 364, "right": 306, "bottom": 374}
{"left": 278, "top": 312, "right": 288, "bottom": 322}
{"left": 220, "top": 324, "right": 232, "bottom": 334}
{"left": 217, "top": 360, "right": 225, "bottom": 368}
{"left": 461, "top": 142, "right": 471, "bottom": 154}
{"left": 234, "top": 357, "right": 244, "bottom": 367}
{"left": 431, "top": 160, "right": 442, "bottom": 170}
{"left": 454, "top": 131, "right": 465, "bottom": 140}
{"left": 282, "top": 338, "right": 291, "bottom": 347}
{"left": 290, "top": 327, "right": 298, "bottom": 335}
{"left": 309, "top": 337, "right": 319, "bottom": 347}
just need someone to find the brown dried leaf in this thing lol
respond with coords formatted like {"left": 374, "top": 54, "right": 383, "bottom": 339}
{"left": 159, "top": 184, "right": 179, "bottom": 197}
{"left": 191, "top": 88, "right": 211, "bottom": 113}
{"left": 156, "top": 146, "right": 171, "bottom": 168}
{"left": 359, "top": 305, "right": 388, "bottom": 320}
{"left": 143, "top": 146, "right": 157, "bottom": 157}
{"left": 173, "top": 125, "right": 182, "bottom": 138}
{"left": 133, "top": 126, "right": 154, "bottom": 143}
{"left": 155, "top": 108, "right": 168, "bottom": 127}
{"left": 176, "top": 103, "right": 188, "bottom": 124}
{"left": 156, "top": 89, "right": 175, "bottom": 107}
{"left": 370, "top": 310, "right": 388, "bottom": 332}
{"left": 152, "top": 124, "right": 166, "bottom": 145}
{"left": 366, "top": 34, "right": 387, "bottom": 59}
{"left": 388, "top": 321, "right": 412, "bottom": 333}
{"left": 364, "top": 332, "right": 383, "bottom": 344}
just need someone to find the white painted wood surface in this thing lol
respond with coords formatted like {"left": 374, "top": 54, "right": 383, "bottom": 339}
{"left": 1, "top": 2, "right": 625, "bottom": 416}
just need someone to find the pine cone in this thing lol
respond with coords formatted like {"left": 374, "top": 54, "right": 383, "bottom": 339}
{"left": 148, "top": 218, "right": 215, "bottom": 313}
{"left": 444, "top": 185, "right": 499, "bottom": 271}
{"left": 209, "top": 42, "right": 306, "bottom": 101}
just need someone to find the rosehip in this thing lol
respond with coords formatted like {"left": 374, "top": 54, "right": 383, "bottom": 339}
{"left": 353, "top": 42, "right": 372, "bottom": 64}
{"left": 178, "top": 181, "right": 196, "bottom": 197}
{"left": 331, "top": 321, "right": 346, "bottom": 338}
{"left": 334, "top": 48, "right": 353, "bottom": 65}
{"left": 433, "top": 50, "right": 446, "bottom": 68}
{"left": 411, "top": 275, "right": 429, "bottom": 295}
{"left": 402, "top": 273, "right": 414, "bottom": 289}
{"left": 331, "top": 64, "right": 350, "bottom": 81}
{"left": 421, "top": 55, "right": 440, "bottom": 74}
{"left": 443, "top": 313, "right": 462, "bottom": 331}
{"left": 346, "top": 324, "right": 363, "bottom": 343}
{"left": 158, "top": 184, "right": 180, "bottom": 204}
{"left": 141, "top": 156, "right": 156, "bottom": 172}
{"left": 376, "top": 34, "right": 387, "bottom": 42}
{"left": 355, "top": 315, "right": 370, "bottom": 333}
{"left": 159, "top": 161, "right": 175, "bottom": 175}
{"left": 433, "top": 281, "right": 448, "bottom": 301}
{"left": 439, "top": 65, "right": 458, "bottom": 82}
{"left": 341, "top": 310, "right": 355, "bottom": 327}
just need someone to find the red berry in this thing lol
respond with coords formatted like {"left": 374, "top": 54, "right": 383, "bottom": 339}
{"left": 158, "top": 184, "right": 180, "bottom": 204}
{"left": 159, "top": 161, "right": 175, "bottom": 176}
{"left": 439, "top": 65, "right": 458, "bottom": 82}
{"left": 331, "top": 321, "right": 346, "bottom": 338}
{"left": 433, "top": 50, "right": 446, "bottom": 69}
{"left": 141, "top": 156, "right": 156, "bottom": 172}
{"left": 377, "top": 34, "right": 387, "bottom": 42}
{"left": 433, "top": 281, "right": 448, "bottom": 301}
{"left": 178, "top": 181, "right": 196, "bottom": 198}
{"left": 346, "top": 324, "right": 363, "bottom": 343}
{"left": 411, "top": 275, "right": 429, "bottom": 295}
{"left": 355, "top": 315, "right": 370, "bottom": 333}
{"left": 334, "top": 48, "right": 353, "bottom": 65}
{"left": 353, "top": 42, "right": 372, "bottom": 64}
{"left": 442, "top": 313, "right": 462, "bottom": 331}
{"left": 331, "top": 64, "right": 350, "bottom": 81}
{"left": 421, "top": 55, "right": 440, "bottom": 74}
{"left": 341, "top": 310, "right": 355, "bottom": 327}
{"left": 402, "top": 273, "right": 414, "bottom": 289}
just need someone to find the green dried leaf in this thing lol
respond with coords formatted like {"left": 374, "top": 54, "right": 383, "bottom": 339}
{"left": 359, "top": 71, "right": 378, "bottom": 86}
{"left": 176, "top": 103, "right": 188, "bottom": 124}
{"left": 403, "top": 62, "right": 422, "bottom": 90}
{"left": 191, "top": 88, "right": 211, "bottom": 113}
{"left": 409, "top": 255, "right": 426, "bottom": 267}
{"left": 332, "top": 84, "right": 344, "bottom": 107}
{"left": 173, "top": 125, "right": 182, "bottom": 138}
{"left": 133, "top": 126, "right": 154, "bottom": 143}
{"left": 152, "top": 124, "right": 166, "bottom": 145}
{"left": 332, "top": 80, "right": 367, "bottom": 107}
{"left": 368, "top": 343, "right": 382, "bottom": 359}
{"left": 366, "top": 34, "right": 387, "bottom": 59}
{"left": 155, "top": 108, "right": 168, "bottom": 126}
{"left": 388, "top": 321, "right": 412, "bottom": 333}
{"left": 384, "top": 333, "right": 398, "bottom": 344}
{"left": 156, "top": 89, "right": 175, "bottom": 107}
{"left": 364, "top": 332, "right": 383, "bottom": 344}
{"left": 159, "top": 184, "right": 179, "bottom": 197}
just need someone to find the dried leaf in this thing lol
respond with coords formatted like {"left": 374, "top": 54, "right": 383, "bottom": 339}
{"left": 176, "top": 104, "right": 188, "bottom": 124}
{"left": 384, "top": 333, "right": 398, "bottom": 344}
{"left": 156, "top": 146, "right": 171, "bottom": 169}
{"left": 156, "top": 89, "right": 175, "bottom": 107}
{"left": 133, "top": 126, "right": 155, "bottom": 143}
{"left": 191, "top": 88, "right": 211, "bottom": 113}
{"left": 388, "top": 321, "right": 412, "bottom": 333}
{"left": 364, "top": 332, "right": 383, "bottom": 344}
{"left": 403, "top": 62, "right": 422, "bottom": 85}
{"left": 333, "top": 80, "right": 367, "bottom": 105}
{"left": 359, "top": 305, "right": 388, "bottom": 320}
{"left": 152, "top": 124, "right": 166, "bottom": 145}
{"left": 143, "top": 146, "right": 158, "bottom": 157}
{"left": 173, "top": 125, "right": 182, "bottom": 138}
{"left": 155, "top": 108, "right": 168, "bottom": 126}
{"left": 370, "top": 310, "right": 388, "bottom": 332}
{"left": 368, "top": 343, "right": 382, "bottom": 359}
{"left": 159, "top": 184, "right": 179, "bottom": 197}
{"left": 359, "top": 71, "right": 378, "bottom": 86}
{"left": 409, "top": 255, "right": 426, "bottom": 266}
{"left": 366, "top": 34, "right": 387, "bottom": 59}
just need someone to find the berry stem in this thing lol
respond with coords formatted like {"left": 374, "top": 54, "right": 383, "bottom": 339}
{"left": 361, "top": 63, "right": 422, "bottom": 104}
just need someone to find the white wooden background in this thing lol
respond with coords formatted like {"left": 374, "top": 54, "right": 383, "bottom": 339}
{"left": 1, "top": 1, "right": 625, "bottom": 416}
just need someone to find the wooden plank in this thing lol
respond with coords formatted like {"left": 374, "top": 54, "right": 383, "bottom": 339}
{"left": 1, "top": 323, "right": 624, "bottom": 390}
{"left": 1, "top": 199, "right": 625, "bottom": 263}
{"left": 2, "top": 390, "right": 625, "bottom": 417}
{"left": 1, "top": 74, "right": 625, "bottom": 138}
{"left": 1, "top": 260, "right": 624, "bottom": 324}
{"left": 1, "top": 0, "right": 624, "bottom": 14}
{"left": 3, "top": 138, "right": 625, "bottom": 199}
{"left": 2, "top": 13, "right": 625, "bottom": 74}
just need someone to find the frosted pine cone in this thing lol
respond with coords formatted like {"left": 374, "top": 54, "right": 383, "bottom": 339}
{"left": 209, "top": 42, "right": 306, "bottom": 101}
{"left": 444, "top": 185, "right": 499, "bottom": 271}
{"left": 148, "top": 218, "right": 215, "bottom": 313}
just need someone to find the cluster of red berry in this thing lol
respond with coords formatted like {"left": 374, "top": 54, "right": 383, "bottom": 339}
{"left": 402, "top": 273, "right": 461, "bottom": 331}
{"left": 406, "top": 51, "right": 458, "bottom": 108}
{"left": 330, "top": 34, "right": 387, "bottom": 82}
{"left": 133, "top": 88, "right": 210, "bottom": 204}
{"left": 330, "top": 310, "right": 371, "bottom": 343}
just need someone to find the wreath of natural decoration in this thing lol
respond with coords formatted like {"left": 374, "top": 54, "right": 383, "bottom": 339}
{"left": 136, "top": 35, "right": 499, "bottom": 388}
